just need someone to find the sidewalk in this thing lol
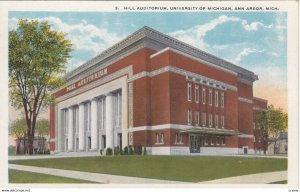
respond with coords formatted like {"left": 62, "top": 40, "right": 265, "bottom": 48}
{"left": 199, "top": 171, "right": 287, "bottom": 184}
{"left": 9, "top": 164, "right": 287, "bottom": 184}
{"left": 8, "top": 164, "right": 188, "bottom": 184}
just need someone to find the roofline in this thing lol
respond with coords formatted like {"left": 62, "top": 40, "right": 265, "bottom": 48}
{"left": 64, "top": 26, "right": 258, "bottom": 84}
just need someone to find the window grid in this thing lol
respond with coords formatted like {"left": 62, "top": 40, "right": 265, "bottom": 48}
{"left": 202, "top": 112, "right": 206, "bottom": 127}
{"left": 215, "top": 91, "right": 219, "bottom": 107}
{"left": 188, "top": 82, "right": 192, "bottom": 101}
{"left": 195, "top": 85, "right": 199, "bottom": 103}
{"left": 195, "top": 112, "right": 199, "bottom": 126}
{"left": 209, "top": 113, "right": 213, "bottom": 127}
{"left": 221, "top": 115, "right": 225, "bottom": 128}
{"left": 215, "top": 115, "right": 219, "bottom": 129}
{"left": 202, "top": 87, "right": 206, "bottom": 104}
{"left": 221, "top": 92, "right": 224, "bottom": 108}
{"left": 209, "top": 89, "right": 212, "bottom": 106}
{"left": 188, "top": 110, "right": 192, "bottom": 125}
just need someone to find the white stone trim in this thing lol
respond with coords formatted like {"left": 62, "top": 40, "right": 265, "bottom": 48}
{"left": 238, "top": 134, "right": 255, "bottom": 139}
{"left": 150, "top": 47, "right": 237, "bottom": 75}
{"left": 253, "top": 107, "right": 267, "bottom": 111}
{"left": 128, "top": 66, "right": 237, "bottom": 91}
{"left": 238, "top": 97, "right": 253, "bottom": 104}
{"left": 128, "top": 124, "right": 194, "bottom": 132}
{"left": 56, "top": 66, "right": 132, "bottom": 102}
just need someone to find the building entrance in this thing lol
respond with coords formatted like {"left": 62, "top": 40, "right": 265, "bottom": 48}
{"left": 189, "top": 135, "right": 203, "bottom": 153}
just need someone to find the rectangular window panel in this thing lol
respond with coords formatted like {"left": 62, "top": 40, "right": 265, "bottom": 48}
{"left": 195, "top": 112, "right": 199, "bottom": 126}
{"left": 209, "top": 113, "right": 212, "bottom": 127}
{"left": 188, "top": 82, "right": 192, "bottom": 101}
{"left": 221, "top": 92, "right": 224, "bottom": 108}
{"left": 202, "top": 112, "right": 206, "bottom": 126}
{"left": 195, "top": 85, "right": 199, "bottom": 103}
{"left": 209, "top": 89, "right": 212, "bottom": 106}
{"left": 188, "top": 110, "right": 192, "bottom": 125}
{"left": 215, "top": 91, "right": 219, "bottom": 107}
{"left": 202, "top": 87, "right": 206, "bottom": 104}
{"left": 215, "top": 115, "right": 219, "bottom": 129}
{"left": 221, "top": 115, "right": 225, "bottom": 128}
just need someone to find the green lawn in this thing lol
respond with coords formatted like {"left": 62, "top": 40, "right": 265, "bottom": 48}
{"left": 9, "top": 169, "right": 99, "bottom": 183}
{"left": 9, "top": 155, "right": 287, "bottom": 182}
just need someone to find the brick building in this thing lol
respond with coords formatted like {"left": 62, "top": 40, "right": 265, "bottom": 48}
{"left": 49, "top": 26, "right": 267, "bottom": 155}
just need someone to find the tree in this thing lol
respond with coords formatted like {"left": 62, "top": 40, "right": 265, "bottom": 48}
{"left": 9, "top": 19, "right": 72, "bottom": 154}
{"left": 255, "top": 105, "right": 288, "bottom": 154}
{"left": 36, "top": 119, "right": 50, "bottom": 153}
{"left": 9, "top": 118, "right": 27, "bottom": 154}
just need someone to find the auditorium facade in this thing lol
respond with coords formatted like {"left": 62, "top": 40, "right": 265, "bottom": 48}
{"left": 49, "top": 26, "right": 267, "bottom": 155}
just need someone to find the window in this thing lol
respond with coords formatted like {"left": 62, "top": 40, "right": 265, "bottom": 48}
{"left": 156, "top": 133, "right": 164, "bottom": 144}
{"left": 216, "top": 137, "right": 220, "bottom": 145}
{"left": 195, "top": 85, "right": 199, "bottom": 103}
{"left": 209, "top": 113, "right": 213, "bottom": 127}
{"left": 221, "top": 115, "right": 225, "bottom": 128}
{"left": 253, "top": 122, "right": 256, "bottom": 130}
{"left": 215, "top": 115, "right": 219, "bottom": 129}
{"left": 202, "top": 112, "right": 206, "bottom": 126}
{"left": 222, "top": 137, "right": 226, "bottom": 145}
{"left": 188, "top": 110, "right": 192, "bottom": 125}
{"left": 210, "top": 137, "right": 214, "bottom": 145}
{"left": 175, "top": 133, "right": 183, "bottom": 144}
{"left": 187, "top": 82, "right": 192, "bottom": 101}
{"left": 204, "top": 136, "right": 208, "bottom": 145}
{"left": 209, "top": 89, "right": 212, "bottom": 106}
{"left": 215, "top": 91, "right": 219, "bottom": 107}
{"left": 202, "top": 87, "right": 206, "bottom": 104}
{"left": 195, "top": 112, "right": 199, "bottom": 126}
{"left": 221, "top": 92, "right": 224, "bottom": 108}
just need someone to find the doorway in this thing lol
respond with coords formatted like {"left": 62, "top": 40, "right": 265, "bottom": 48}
{"left": 189, "top": 135, "right": 202, "bottom": 153}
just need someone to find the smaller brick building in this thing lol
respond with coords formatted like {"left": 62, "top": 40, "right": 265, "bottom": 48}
{"left": 49, "top": 26, "right": 267, "bottom": 155}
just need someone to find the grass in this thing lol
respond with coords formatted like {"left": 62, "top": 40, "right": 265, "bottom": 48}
{"left": 9, "top": 169, "right": 100, "bottom": 183}
{"left": 9, "top": 155, "right": 287, "bottom": 182}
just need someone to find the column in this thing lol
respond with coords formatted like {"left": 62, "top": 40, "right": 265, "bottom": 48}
{"left": 105, "top": 93, "right": 114, "bottom": 149}
{"left": 67, "top": 107, "right": 73, "bottom": 152}
{"left": 91, "top": 98, "right": 98, "bottom": 151}
{"left": 78, "top": 103, "right": 85, "bottom": 151}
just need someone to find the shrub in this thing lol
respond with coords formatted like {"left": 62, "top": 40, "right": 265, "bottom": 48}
{"left": 114, "top": 147, "right": 120, "bottom": 155}
{"left": 8, "top": 145, "right": 16, "bottom": 156}
{"left": 120, "top": 147, "right": 123, "bottom": 155}
{"left": 106, "top": 148, "right": 113, "bottom": 156}
{"left": 123, "top": 146, "right": 128, "bottom": 155}
{"left": 129, "top": 146, "right": 133, "bottom": 155}
{"left": 100, "top": 149, "right": 103, "bottom": 155}
{"left": 133, "top": 145, "right": 139, "bottom": 155}
{"left": 137, "top": 145, "right": 143, "bottom": 155}
{"left": 143, "top": 147, "right": 147, "bottom": 155}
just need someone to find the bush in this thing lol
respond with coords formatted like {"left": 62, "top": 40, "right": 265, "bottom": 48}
{"left": 123, "top": 146, "right": 128, "bottom": 155}
{"left": 137, "top": 145, "right": 143, "bottom": 155}
{"left": 100, "top": 149, "right": 103, "bottom": 155}
{"left": 143, "top": 147, "right": 147, "bottom": 155}
{"left": 120, "top": 147, "right": 123, "bottom": 155}
{"left": 114, "top": 147, "right": 120, "bottom": 155}
{"left": 133, "top": 145, "right": 139, "bottom": 155}
{"left": 106, "top": 148, "right": 113, "bottom": 156}
{"left": 8, "top": 145, "right": 16, "bottom": 156}
{"left": 128, "top": 146, "right": 133, "bottom": 155}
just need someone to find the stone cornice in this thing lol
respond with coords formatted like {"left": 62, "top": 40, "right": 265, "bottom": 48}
{"left": 64, "top": 26, "right": 258, "bottom": 84}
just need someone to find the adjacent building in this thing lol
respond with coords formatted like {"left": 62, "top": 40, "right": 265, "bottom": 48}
{"left": 49, "top": 26, "right": 267, "bottom": 155}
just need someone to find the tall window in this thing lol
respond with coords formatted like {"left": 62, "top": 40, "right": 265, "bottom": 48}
{"left": 221, "top": 115, "right": 225, "bottom": 128}
{"left": 195, "top": 112, "right": 199, "bottom": 126}
{"left": 216, "top": 137, "right": 220, "bottom": 145}
{"left": 157, "top": 133, "right": 164, "bottom": 144}
{"left": 209, "top": 113, "right": 213, "bottom": 127}
{"left": 221, "top": 92, "right": 224, "bottom": 108}
{"left": 188, "top": 110, "right": 192, "bottom": 125}
{"left": 204, "top": 136, "right": 208, "bottom": 145}
{"left": 215, "top": 114, "right": 219, "bottom": 129}
{"left": 215, "top": 91, "right": 219, "bottom": 107}
{"left": 175, "top": 133, "right": 183, "bottom": 144}
{"left": 195, "top": 85, "right": 199, "bottom": 103}
{"left": 202, "top": 112, "right": 206, "bottom": 126}
{"left": 209, "top": 89, "right": 212, "bottom": 106}
{"left": 202, "top": 87, "right": 206, "bottom": 104}
{"left": 187, "top": 82, "right": 192, "bottom": 101}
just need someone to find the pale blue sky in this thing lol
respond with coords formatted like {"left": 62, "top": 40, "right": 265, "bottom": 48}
{"left": 8, "top": 12, "right": 287, "bottom": 110}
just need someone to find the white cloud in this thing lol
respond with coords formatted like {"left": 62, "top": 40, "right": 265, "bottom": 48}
{"left": 241, "top": 20, "right": 273, "bottom": 31}
{"left": 233, "top": 48, "right": 265, "bottom": 64}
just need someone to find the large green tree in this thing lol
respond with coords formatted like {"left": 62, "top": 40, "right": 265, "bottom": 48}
{"left": 9, "top": 19, "right": 72, "bottom": 154}
{"left": 9, "top": 118, "right": 27, "bottom": 154}
{"left": 36, "top": 119, "right": 50, "bottom": 153}
{"left": 255, "top": 105, "right": 288, "bottom": 154}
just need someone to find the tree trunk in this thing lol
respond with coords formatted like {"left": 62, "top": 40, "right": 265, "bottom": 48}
{"left": 28, "top": 134, "right": 34, "bottom": 155}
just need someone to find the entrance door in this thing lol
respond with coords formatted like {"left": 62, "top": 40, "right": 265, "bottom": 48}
{"left": 190, "top": 135, "right": 201, "bottom": 153}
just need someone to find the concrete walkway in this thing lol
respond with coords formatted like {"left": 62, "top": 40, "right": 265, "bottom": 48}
{"left": 9, "top": 164, "right": 286, "bottom": 184}
{"left": 199, "top": 171, "right": 287, "bottom": 184}
{"left": 8, "top": 164, "right": 188, "bottom": 184}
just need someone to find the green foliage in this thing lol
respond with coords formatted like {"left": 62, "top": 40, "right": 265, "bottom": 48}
{"left": 9, "top": 19, "right": 72, "bottom": 154}
{"left": 9, "top": 118, "right": 27, "bottom": 139}
{"left": 8, "top": 145, "right": 16, "bottom": 156}
{"left": 123, "top": 146, "right": 128, "bottom": 155}
{"left": 113, "top": 147, "right": 120, "bottom": 155}
{"left": 143, "top": 147, "right": 147, "bottom": 155}
{"left": 128, "top": 146, "right": 133, "bottom": 155}
{"left": 36, "top": 119, "right": 50, "bottom": 137}
{"left": 105, "top": 148, "right": 113, "bottom": 156}
{"left": 255, "top": 105, "right": 288, "bottom": 153}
